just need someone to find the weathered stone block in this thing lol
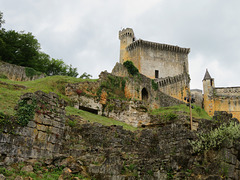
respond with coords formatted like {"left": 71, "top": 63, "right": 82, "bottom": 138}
{"left": 37, "top": 131, "right": 48, "bottom": 141}
{"left": 27, "top": 121, "right": 37, "bottom": 128}
{"left": 42, "top": 118, "right": 53, "bottom": 126}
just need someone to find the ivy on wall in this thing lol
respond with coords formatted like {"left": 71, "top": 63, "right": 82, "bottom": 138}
{"left": 123, "top": 61, "right": 139, "bottom": 76}
{"left": 16, "top": 98, "right": 37, "bottom": 126}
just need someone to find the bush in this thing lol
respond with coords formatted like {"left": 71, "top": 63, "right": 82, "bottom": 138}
{"left": 165, "top": 113, "right": 177, "bottom": 120}
{"left": 0, "top": 74, "right": 8, "bottom": 79}
{"left": 152, "top": 80, "right": 158, "bottom": 91}
{"left": 189, "top": 121, "right": 240, "bottom": 153}
{"left": 16, "top": 98, "right": 37, "bottom": 126}
{"left": 123, "top": 61, "right": 139, "bottom": 76}
{"left": 25, "top": 67, "right": 42, "bottom": 78}
{"left": 68, "top": 120, "right": 77, "bottom": 127}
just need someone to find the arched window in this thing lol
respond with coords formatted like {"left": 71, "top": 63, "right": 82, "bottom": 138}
{"left": 142, "top": 88, "right": 148, "bottom": 101}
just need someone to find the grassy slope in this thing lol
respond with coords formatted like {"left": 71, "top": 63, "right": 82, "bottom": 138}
{"left": 150, "top": 104, "right": 211, "bottom": 120}
{"left": 0, "top": 76, "right": 138, "bottom": 131}
{"left": 0, "top": 75, "right": 210, "bottom": 132}
{"left": 0, "top": 76, "right": 97, "bottom": 115}
{"left": 66, "top": 106, "right": 139, "bottom": 131}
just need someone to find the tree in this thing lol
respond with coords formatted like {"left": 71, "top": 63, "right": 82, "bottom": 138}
{"left": 66, "top": 64, "right": 78, "bottom": 77}
{"left": 0, "top": 30, "right": 40, "bottom": 66}
{"left": 0, "top": 11, "right": 79, "bottom": 77}
{"left": 79, "top": 72, "right": 92, "bottom": 79}
{"left": 0, "top": 11, "right": 5, "bottom": 28}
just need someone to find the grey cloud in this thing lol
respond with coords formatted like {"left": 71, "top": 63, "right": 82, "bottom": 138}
{"left": 1, "top": 0, "right": 240, "bottom": 89}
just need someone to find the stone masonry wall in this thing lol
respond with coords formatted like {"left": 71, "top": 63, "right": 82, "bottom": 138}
{"left": 0, "top": 91, "right": 67, "bottom": 165}
{"left": 155, "top": 73, "right": 190, "bottom": 102}
{"left": 0, "top": 61, "right": 45, "bottom": 81}
{"left": 203, "top": 82, "right": 240, "bottom": 120}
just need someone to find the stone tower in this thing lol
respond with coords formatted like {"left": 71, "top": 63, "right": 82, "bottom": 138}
{"left": 202, "top": 69, "right": 215, "bottom": 116}
{"left": 119, "top": 28, "right": 135, "bottom": 64}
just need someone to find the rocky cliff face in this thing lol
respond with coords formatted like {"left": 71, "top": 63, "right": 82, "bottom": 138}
{"left": 1, "top": 92, "right": 240, "bottom": 179}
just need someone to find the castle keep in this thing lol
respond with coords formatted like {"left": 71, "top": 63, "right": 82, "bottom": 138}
{"left": 203, "top": 69, "right": 240, "bottom": 120}
{"left": 118, "top": 28, "right": 190, "bottom": 101}
{"left": 119, "top": 28, "right": 190, "bottom": 79}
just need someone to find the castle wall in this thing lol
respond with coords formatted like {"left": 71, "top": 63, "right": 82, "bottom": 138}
{"left": 0, "top": 61, "right": 45, "bottom": 81}
{"left": 155, "top": 73, "right": 190, "bottom": 102}
{"left": 119, "top": 28, "right": 190, "bottom": 80}
{"left": 203, "top": 83, "right": 240, "bottom": 120}
{"left": 124, "top": 47, "right": 141, "bottom": 71}
{"left": 213, "top": 96, "right": 240, "bottom": 120}
{"left": 140, "top": 47, "right": 188, "bottom": 79}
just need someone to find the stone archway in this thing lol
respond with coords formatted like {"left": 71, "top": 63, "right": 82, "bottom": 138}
{"left": 141, "top": 88, "right": 148, "bottom": 101}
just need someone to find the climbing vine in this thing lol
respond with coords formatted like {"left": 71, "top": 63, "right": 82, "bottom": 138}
{"left": 123, "top": 60, "right": 139, "bottom": 76}
{"left": 16, "top": 98, "right": 37, "bottom": 126}
{"left": 151, "top": 80, "right": 158, "bottom": 91}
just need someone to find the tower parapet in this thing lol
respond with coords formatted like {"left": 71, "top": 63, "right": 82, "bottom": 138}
{"left": 119, "top": 28, "right": 135, "bottom": 63}
{"left": 119, "top": 28, "right": 135, "bottom": 40}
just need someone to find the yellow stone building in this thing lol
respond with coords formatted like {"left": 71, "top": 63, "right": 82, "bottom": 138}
{"left": 203, "top": 69, "right": 240, "bottom": 120}
{"left": 118, "top": 28, "right": 190, "bottom": 101}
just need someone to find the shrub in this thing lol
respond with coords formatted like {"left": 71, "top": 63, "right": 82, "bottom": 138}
{"left": 165, "top": 113, "right": 177, "bottom": 120}
{"left": 25, "top": 67, "right": 42, "bottom": 78}
{"left": 68, "top": 119, "right": 77, "bottom": 127}
{"left": 151, "top": 80, "right": 158, "bottom": 91}
{"left": 0, "top": 74, "right": 8, "bottom": 79}
{"left": 16, "top": 98, "right": 37, "bottom": 126}
{"left": 189, "top": 121, "right": 240, "bottom": 153}
{"left": 123, "top": 61, "right": 139, "bottom": 76}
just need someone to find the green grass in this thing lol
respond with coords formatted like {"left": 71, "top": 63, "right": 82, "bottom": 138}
{"left": 66, "top": 106, "right": 139, "bottom": 131}
{"left": 150, "top": 104, "right": 211, "bottom": 120}
{"left": 0, "top": 166, "right": 89, "bottom": 180}
{"left": 0, "top": 76, "right": 97, "bottom": 115}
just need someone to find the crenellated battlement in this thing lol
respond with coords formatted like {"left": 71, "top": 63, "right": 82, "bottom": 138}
{"left": 126, "top": 39, "right": 190, "bottom": 54}
{"left": 119, "top": 28, "right": 135, "bottom": 40}
{"left": 155, "top": 73, "right": 190, "bottom": 87}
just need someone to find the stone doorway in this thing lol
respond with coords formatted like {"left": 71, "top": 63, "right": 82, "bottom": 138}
{"left": 141, "top": 88, "right": 148, "bottom": 101}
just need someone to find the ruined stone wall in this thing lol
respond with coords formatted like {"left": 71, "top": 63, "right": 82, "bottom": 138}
{"left": 0, "top": 91, "right": 67, "bottom": 164}
{"left": 62, "top": 112, "right": 240, "bottom": 180}
{"left": 66, "top": 68, "right": 183, "bottom": 127}
{"left": 0, "top": 61, "right": 45, "bottom": 81}
{"left": 2, "top": 92, "right": 240, "bottom": 179}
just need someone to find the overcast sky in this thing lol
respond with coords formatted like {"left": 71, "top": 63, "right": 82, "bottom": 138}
{"left": 1, "top": 0, "right": 240, "bottom": 90}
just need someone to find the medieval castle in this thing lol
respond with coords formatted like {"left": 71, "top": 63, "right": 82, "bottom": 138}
{"left": 117, "top": 28, "right": 190, "bottom": 102}
{"left": 118, "top": 28, "right": 240, "bottom": 120}
{"left": 1, "top": 27, "right": 239, "bottom": 123}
